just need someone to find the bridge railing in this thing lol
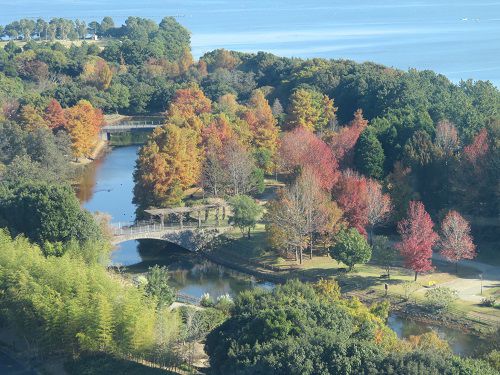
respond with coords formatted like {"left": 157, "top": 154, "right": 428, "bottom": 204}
{"left": 175, "top": 293, "right": 200, "bottom": 305}
{"left": 110, "top": 220, "right": 228, "bottom": 236}
{"left": 102, "top": 121, "right": 164, "bottom": 131}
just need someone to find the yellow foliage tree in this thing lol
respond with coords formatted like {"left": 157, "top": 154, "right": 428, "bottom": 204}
{"left": 287, "top": 88, "right": 336, "bottom": 132}
{"left": 18, "top": 104, "right": 49, "bottom": 131}
{"left": 81, "top": 57, "right": 113, "bottom": 90}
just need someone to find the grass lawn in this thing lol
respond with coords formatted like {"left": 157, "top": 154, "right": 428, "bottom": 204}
{"left": 213, "top": 225, "right": 500, "bottom": 328}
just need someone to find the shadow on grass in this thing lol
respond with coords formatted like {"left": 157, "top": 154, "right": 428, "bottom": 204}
{"left": 65, "top": 353, "right": 176, "bottom": 375}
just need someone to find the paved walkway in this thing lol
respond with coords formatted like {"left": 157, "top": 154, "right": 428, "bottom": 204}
{"left": 432, "top": 253, "right": 500, "bottom": 303}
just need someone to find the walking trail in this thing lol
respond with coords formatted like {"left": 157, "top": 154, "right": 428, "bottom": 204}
{"left": 432, "top": 253, "right": 500, "bottom": 303}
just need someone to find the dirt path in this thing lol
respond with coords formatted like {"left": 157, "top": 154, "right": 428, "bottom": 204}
{"left": 431, "top": 253, "right": 500, "bottom": 303}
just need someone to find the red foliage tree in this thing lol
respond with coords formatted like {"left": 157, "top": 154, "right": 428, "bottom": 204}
{"left": 333, "top": 170, "right": 368, "bottom": 236}
{"left": 44, "top": 99, "right": 67, "bottom": 130}
{"left": 439, "top": 211, "right": 476, "bottom": 272}
{"left": 279, "top": 127, "right": 339, "bottom": 191}
{"left": 396, "top": 201, "right": 438, "bottom": 281}
{"left": 463, "top": 128, "right": 489, "bottom": 167}
{"left": 328, "top": 109, "right": 368, "bottom": 167}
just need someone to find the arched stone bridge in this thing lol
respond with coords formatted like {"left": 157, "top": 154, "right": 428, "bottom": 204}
{"left": 111, "top": 200, "right": 231, "bottom": 252}
{"left": 111, "top": 222, "right": 230, "bottom": 252}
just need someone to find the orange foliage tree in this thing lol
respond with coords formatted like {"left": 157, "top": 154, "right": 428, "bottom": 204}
{"left": 167, "top": 86, "right": 212, "bottom": 119}
{"left": 243, "top": 90, "right": 280, "bottom": 170}
{"left": 133, "top": 124, "right": 201, "bottom": 210}
{"left": 44, "top": 99, "right": 67, "bottom": 130}
{"left": 64, "top": 100, "right": 104, "bottom": 158}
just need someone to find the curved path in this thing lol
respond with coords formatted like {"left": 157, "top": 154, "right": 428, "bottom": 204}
{"left": 432, "top": 253, "right": 500, "bottom": 303}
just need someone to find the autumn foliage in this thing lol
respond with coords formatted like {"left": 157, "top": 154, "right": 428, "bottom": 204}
{"left": 439, "top": 211, "right": 476, "bottom": 265}
{"left": 65, "top": 100, "right": 104, "bottom": 158}
{"left": 333, "top": 171, "right": 369, "bottom": 236}
{"left": 464, "top": 128, "right": 489, "bottom": 167}
{"left": 244, "top": 90, "right": 280, "bottom": 157}
{"left": 366, "top": 179, "right": 392, "bottom": 240}
{"left": 286, "top": 88, "right": 336, "bottom": 132}
{"left": 279, "top": 128, "right": 339, "bottom": 191}
{"left": 133, "top": 124, "right": 201, "bottom": 209}
{"left": 167, "top": 86, "right": 212, "bottom": 119}
{"left": 44, "top": 99, "right": 67, "bottom": 130}
{"left": 396, "top": 201, "right": 438, "bottom": 280}
{"left": 81, "top": 57, "right": 113, "bottom": 90}
{"left": 328, "top": 109, "right": 368, "bottom": 167}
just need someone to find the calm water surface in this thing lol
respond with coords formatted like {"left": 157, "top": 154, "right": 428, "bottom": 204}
{"left": 1, "top": 0, "right": 499, "bottom": 86}
{"left": 79, "top": 145, "right": 488, "bottom": 356}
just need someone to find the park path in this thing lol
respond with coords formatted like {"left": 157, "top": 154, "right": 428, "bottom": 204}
{"left": 432, "top": 253, "right": 500, "bottom": 303}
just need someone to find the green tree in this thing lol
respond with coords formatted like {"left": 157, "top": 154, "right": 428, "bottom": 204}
{"left": 145, "top": 266, "right": 176, "bottom": 308}
{"left": 229, "top": 195, "right": 262, "bottom": 237}
{"left": 372, "top": 236, "right": 396, "bottom": 278}
{"left": 355, "top": 127, "right": 385, "bottom": 179}
{"left": 329, "top": 228, "right": 372, "bottom": 271}
{"left": 100, "top": 16, "right": 115, "bottom": 36}
{"left": 95, "top": 293, "right": 115, "bottom": 352}
{"left": 0, "top": 181, "right": 102, "bottom": 248}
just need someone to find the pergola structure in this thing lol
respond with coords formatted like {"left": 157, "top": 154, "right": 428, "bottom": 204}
{"left": 144, "top": 200, "right": 228, "bottom": 228}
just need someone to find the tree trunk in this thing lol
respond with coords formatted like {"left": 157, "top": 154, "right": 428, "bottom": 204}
{"left": 414, "top": 271, "right": 418, "bottom": 281}
{"left": 299, "top": 248, "right": 303, "bottom": 264}
{"left": 309, "top": 235, "right": 313, "bottom": 259}
{"left": 247, "top": 227, "right": 251, "bottom": 238}
{"left": 368, "top": 227, "right": 374, "bottom": 246}
{"left": 295, "top": 247, "right": 298, "bottom": 262}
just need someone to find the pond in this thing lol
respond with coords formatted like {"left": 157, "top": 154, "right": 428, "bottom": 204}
{"left": 79, "top": 144, "right": 489, "bottom": 357}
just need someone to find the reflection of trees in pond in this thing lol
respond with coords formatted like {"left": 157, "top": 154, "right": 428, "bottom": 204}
{"left": 76, "top": 158, "right": 101, "bottom": 202}
{"left": 389, "top": 315, "right": 488, "bottom": 357}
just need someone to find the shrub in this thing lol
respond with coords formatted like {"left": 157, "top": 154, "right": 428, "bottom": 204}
{"left": 401, "top": 281, "right": 421, "bottom": 301}
{"left": 200, "top": 292, "right": 214, "bottom": 307}
{"left": 424, "top": 287, "right": 458, "bottom": 311}
{"left": 480, "top": 297, "right": 496, "bottom": 307}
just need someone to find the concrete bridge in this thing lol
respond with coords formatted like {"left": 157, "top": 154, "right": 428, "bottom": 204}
{"left": 100, "top": 119, "right": 164, "bottom": 140}
{"left": 111, "top": 221, "right": 230, "bottom": 251}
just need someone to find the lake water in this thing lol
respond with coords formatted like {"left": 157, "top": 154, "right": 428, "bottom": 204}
{"left": 77, "top": 145, "right": 490, "bottom": 357}
{"left": 1, "top": 0, "right": 499, "bottom": 87}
